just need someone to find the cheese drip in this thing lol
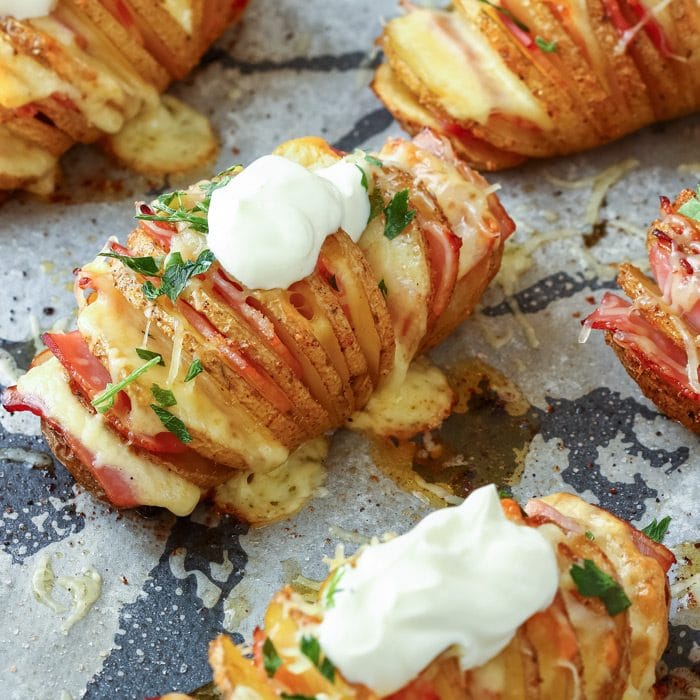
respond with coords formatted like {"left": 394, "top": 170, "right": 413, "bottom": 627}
{"left": 0, "top": 0, "right": 56, "bottom": 19}
{"left": 318, "top": 484, "right": 558, "bottom": 695}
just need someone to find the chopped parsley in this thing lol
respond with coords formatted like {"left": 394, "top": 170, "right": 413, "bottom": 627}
{"left": 100, "top": 252, "right": 161, "bottom": 275}
{"left": 383, "top": 189, "right": 416, "bottom": 240}
{"left": 356, "top": 165, "right": 369, "bottom": 191}
{"left": 497, "top": 486, "right": 512, "bottom": 499}
{"left": 364, "top": 154, "right": 383, "bottom": 167}
{"left": 135, "top": 348, "right": 164, "bottom": 366}
{"left": 570, "top": 559, "right": 631, "bottom": 615}
{"left": 300, "top": 636, "right": 335, "bottom": 682}
{"left": 378, "top": 278, "right": 388, "bottom": 296}
{"left": 91, "top": 355, "right": 162, "bottom": 413}
{"left": 641, "top": 515, "right": 671, "bottom": 543}
{"left": 585, "top": 530, "right": 595, "bottom": 541}
{"left": 262, "top": 637, "right": 282, "bottom": 678}
{"left": 368, "top": 189, "right": 384, "bottom": 223}
{"left": 323, "top": 567, "right": 345, "bottom": 609}
{"left": 150, "top": 404, "right": 192, "bottom": 443}
{"left": 135, "top": 171, "right": 237, "bottom": 235}
{"left": 184, "top": 359, "right": 204, "bottom": 382}
{"left": 150, "top": 383, "right": 177, "bottom": 408}
{"left": 478, "top": 0, "right": 529, "bottom": 32}
{"left": 678, "top": 186, "right": 700, "bottom": 222}
{"left": 142, "top": 249, "right": 215, "bottom": 303}
{"left": 535, "top": 36, "right": 557, "bottom": 52}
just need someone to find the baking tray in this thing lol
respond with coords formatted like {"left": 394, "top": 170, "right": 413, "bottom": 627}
{"left": 0, "top": 0, "right": 698, "bottom": 697}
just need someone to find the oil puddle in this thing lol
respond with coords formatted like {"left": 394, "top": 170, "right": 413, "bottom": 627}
{"left": 368, "top": 358, "right": 540, "bottom": 507}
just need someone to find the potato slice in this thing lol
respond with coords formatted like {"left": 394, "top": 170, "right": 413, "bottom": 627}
{"left": 104, "top": 95, "right": 217, "bottom": 176}
{"left": 371, "top": 63, "right": 526, "bottom": 171}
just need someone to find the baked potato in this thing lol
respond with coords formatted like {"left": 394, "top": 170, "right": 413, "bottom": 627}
{"left": 2, "top": 131, "right": 514, "bottom": 521}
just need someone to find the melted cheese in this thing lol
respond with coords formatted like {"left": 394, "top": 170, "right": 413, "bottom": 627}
{"left": 380, "top": 135, "right": 500, "bottom": 278}
{"left": 0, "top": 124, "right": 57, "bottom": 187}
{"left": 387, "top": 8, "right": 552, "bottom": 127}
{"left": 78, "top": 259, "right": 289, "bottom": 471}
{"left": 17, "top": 357, "right": 202, "bottom": 516}
{"left": 161, "top": 0, "right": 193, "bottom": 33}
{"left": 349, "top": 356, "right": 453, "bottom": 438}
{"left": 213, "top": 437, "right": 328, "bottom": 525}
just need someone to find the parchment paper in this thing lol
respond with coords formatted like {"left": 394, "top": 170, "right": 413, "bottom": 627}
{"left": 0, "top": 1, "right": 698, "bottom": 697}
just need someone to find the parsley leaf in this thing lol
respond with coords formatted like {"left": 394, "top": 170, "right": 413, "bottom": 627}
{"left": 300, "top": 636, "right": 335, "bottom": 682}
{"left": 585, "top": 530, "right": 595, "bottom": 541}
{"left": 641, "top": 515, "right": 671, "bottom": 543}
{"left": 678, "top": 187, "right": 700, "bottom": 222}
{"left": 184, "top": 359, "right": 204, "bottom": 382}
{"left": 323, "top": 567, "right": 345, "bottom": 609}
{"left": 262, "top": 637, "right": 282, "bottom": 678}
{"left": 368, "top": 189, "right": 384, "bottom": 223}
{"left": 136, "top": 171, "right": 238, "bottom": 234}
{"left": 383, "top": 189, "right": 416, "bottom": 240}
{"left": 150, "top": 404, "right": 192, "bottom": 443}
{"left": 100, "top": 252, "right": 162, "bottom": 275}
{"left": 142, "top": 249, "right": 215, "bottom": 303}
{"left": 91, "top": 356, "right": 162, "bottom": 413}
{"left": 150, "top": 383, "right": 177, "bottom": 408}
{"left": 570, "top": 559, "right": 631, "bottom": 615}
{"left": 535, "top": 36, "right": 557, "bottom": 52}
{"left": 378, "top": 278, "right": 388, "bottom": 297}
{"left": 136, "top": 348, "right": 164, "bottom": 366}
{"left": 364, "top": 154, "right": 383, "bottom": 167}
{"left": 477, "top": 0, "right": 529, "bottom": 32}
{"left": 497, "top": 486, "right": 512, "bottom": 499}
{"left": 355, "top": 165, "right": 368, "bottom": 191}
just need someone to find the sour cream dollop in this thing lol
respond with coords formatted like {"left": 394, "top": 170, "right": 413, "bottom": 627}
{"left": 318, "top": 484, "right": 559, "bottom": 696}
{"left": 207, "top": 154, "right": 370, "bottom": 290}
{"left": 0, "top": 0, "right": 56, "bottom": 18}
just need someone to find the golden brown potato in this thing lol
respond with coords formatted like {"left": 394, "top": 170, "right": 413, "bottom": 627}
{"left": 374, "top": 0, "right": 700, "bottom": 169}
{"left": 197, "top": 492, "right": 673, "bottom": 700}
{"left": 584, "top": 189, "right": 700, "bottom": 434}
{"left": 0, "top": 0, "right": 250, "bottom": 194}
{"left": 2, "top": 133, "right": 514, "bottom": 520}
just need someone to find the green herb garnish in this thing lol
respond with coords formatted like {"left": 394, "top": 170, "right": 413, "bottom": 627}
{"left": 135, "top": 174, "right": 235, "bottom": 235}
{"left": 678, "top": 186, "right": 700, "bottom": 222}
{"left": 184, "top": 359, "right": 204, "bottom": 382}
{"left": 136, "top": 348, "right": 164, "bottom": 366}
{"left": 497, "top": 486, "right": 512, "bottom": 499}
{"left": 378, "top": 279, "right": 388, "bottom": 297}
{"left": 300, "top": 636, "right": 335, "bottom": 682}
{"left": 150, "top": 384, "right": 177, "bottom": 408}
{"left": 150, "top": 404, "right": 193, "bottom": 443}
{"left": 364, "top": 154, "right": 383, "bottom": 167}
{"left": 478, "top": 0, "right": 529, "bottom": 32}
{"left": 356, "top": 165, "right": 368, "bottom": 191}
{"left": 281, "top": 695, "right": 317, "bottom": 700}
{"left": 262, "top": 637, "right": 282, "bottom": 678}
{"left": 570, "top": 559, "right": 631, "bottom": 615}
{"left": 585, "top": 530, "right": 595, "bottom": 541}
{"left": 368, "top": 189, "right": 384, "bottom": 223}
{"left": 100, "top": 252, "right": 162, "bottom": 275}
{"left": 142, "top": 249, "right": 215, "bottom": 303}
{"left": 641, "top": 515, "right": 671, "bottom": 543}
{"left": 323, "top": 567, "right": 345, "bottom": 609}
{"left": 535, "top": 36, "right": 557, "bottom": 52}
{"left": 91, "top": 355, "right": 162, "bottom": 413}
{"left": 383, "top": 189, "right": 416, "bottom": 240}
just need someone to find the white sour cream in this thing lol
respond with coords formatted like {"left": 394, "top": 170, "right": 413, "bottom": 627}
{"left": 318, "top": 484, "right": 558, "bottom": 696}
{"left": 0, "top": 0, "right": 56, "bottom": 18}
{"left": 207, "top": 154, "right": 370, "bottom": 290}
